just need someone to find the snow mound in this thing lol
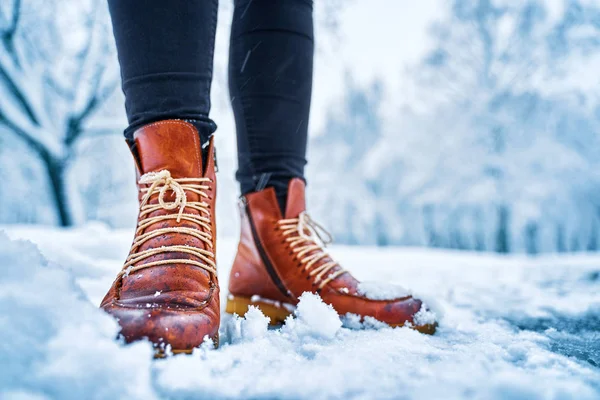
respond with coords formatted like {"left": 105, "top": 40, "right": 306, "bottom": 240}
{"left": 0, "top": 231, "right": 156, "bottom": 400}
{"left": 2, "top": 226, "right": 600, "bottom": 399}
{"left": 282, "top": 292, "right": 342, "bottom": 340}
{"left": 356, "top": 281, "right": 445, "bottom": 324}
{"left": 413, "top": 304, "right": 437, "bottom": 326}
{"left": 222, "top": 306, "right": 270, "bottom": 344}
{"left": 340, "top": 312, "right": 363, "bottom": 329}
{"left": 357, "top": 281, "right": 412, "bottom": 300}
{"left": 240, "top": 306, "right": 270, "bottom": 340}
{"left": 341, "top": 313, "right": 391, "bottom": 329}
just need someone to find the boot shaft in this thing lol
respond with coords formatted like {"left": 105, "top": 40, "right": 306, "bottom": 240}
{"left": 229, "top": 178, "right": 346, "bottom": 300}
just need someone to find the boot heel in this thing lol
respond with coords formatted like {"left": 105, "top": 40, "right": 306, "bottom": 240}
{"left": 225, "top": 294, "right": 294, "bottom": 326}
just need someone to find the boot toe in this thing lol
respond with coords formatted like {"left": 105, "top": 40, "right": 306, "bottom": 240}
{"left": 382, "top": 296, "right": 438, "bottom": 334}
{"left": 327, "top": 293, "right": 438, "bottom": 334}
{"left": 102, "top": 302, "right": 219, "bottom": 352}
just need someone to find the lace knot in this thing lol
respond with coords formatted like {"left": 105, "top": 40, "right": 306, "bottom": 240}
{"left": 297, "top": 211, "right": 333, "bottom": 247}
{"left": 139, "top": 170, "right": 187, "bottom": 222}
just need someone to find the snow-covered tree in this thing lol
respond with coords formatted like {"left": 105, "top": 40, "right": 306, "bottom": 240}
{"left": 400, "top": 0, "right": 600, "bottom": 253}
{"left": 311, "top": 0, "right": 600, "bottom": 253}
{"left": 0, "top": 0, "right": 119, "bottom": 226}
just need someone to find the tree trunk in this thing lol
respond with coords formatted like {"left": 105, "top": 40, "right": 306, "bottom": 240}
{"left": 40, "top": 152, "right": 72, "bottom": 226}
{"left": 495, "top": 205, "right": 510, "bottom": 253}
{"left": 556, "top": 223, "right": 566, "bottom": 253}
{"left": 586, "top": 219, "right": 598, "bottom": 251}
{"left": 525, "top": 221, "right": 538, "bottom": 255}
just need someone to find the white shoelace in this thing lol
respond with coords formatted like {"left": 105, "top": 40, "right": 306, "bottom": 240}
{"left": 119, "top": 170, "right": 216, "bottom": 278}
{"left": 277, "top": 211, "right": 346, "bottom": 289}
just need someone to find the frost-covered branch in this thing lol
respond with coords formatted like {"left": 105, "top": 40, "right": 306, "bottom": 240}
{"left": 0, "top": 49, "right": 62, "bottom": 157}
{"left": 66, "top": 66, "right": 119, "bottom": 146}
{"left": 1, "top": 0, "right": 21, "bottom": 57}
{"left": 0, "top": 0, "right": 119, "bottom": 226}
{"left": 0, "top": 106, "right": 47, "bottom": 159}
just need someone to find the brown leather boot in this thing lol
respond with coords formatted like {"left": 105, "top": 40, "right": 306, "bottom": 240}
{"left": 100, "top": 120, "right": 220, "bottom": 354}
{"left": 226, "top": 179, "right": 437, "bottom": 334}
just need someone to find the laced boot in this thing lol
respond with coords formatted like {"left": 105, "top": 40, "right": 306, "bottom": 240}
{"left": 100, "top": 120, "right": 220, "bottom": 354}
{"left": 226, "top": 179, "right": 437, "bottom": 334}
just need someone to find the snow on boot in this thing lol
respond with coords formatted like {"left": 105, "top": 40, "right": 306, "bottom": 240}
{"left": 100, "top": 120, "right": 220, "bottom": 355}
{"left": 226, "top": 179, "right": 437, "bottom": 334}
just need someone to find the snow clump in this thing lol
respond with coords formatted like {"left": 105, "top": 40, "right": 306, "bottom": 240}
{"left": 357, "top": 281, "right": 412, "bottom": 300}
{"left": 240, "top": 306, "right": 270, "bottom": 341}
{"left": 282, "top": 292, "right": 342, "bottom": 339}
{"left": 413, "top": 304, "right": 438, "bottom": 326}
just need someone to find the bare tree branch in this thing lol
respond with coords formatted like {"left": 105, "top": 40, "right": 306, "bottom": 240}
{"left": 0, "top": 109, "right": 47, "bottom": 160}
{"left": 0, "top": 50, "right": 62, "bottom": 157}
{"left": 70, "top": 6, "right": 97, "bottom": 105}
{"left": 1, "top": 0, "right": 20, "bottom": 40}
{"left": 65, "top": 69, "right": 119, "bottom": 147}
{"left": 1, "top": 0, "right": 21, "bottom": 66}
{"left": 0, "top": 60, "right": 39, "bottom": 125}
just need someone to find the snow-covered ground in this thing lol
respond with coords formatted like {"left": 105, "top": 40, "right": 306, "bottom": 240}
{"left": 1, "top": 224, "right": 599, "bottom": 400}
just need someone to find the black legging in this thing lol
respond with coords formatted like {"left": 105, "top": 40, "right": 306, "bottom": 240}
{"left": 108, "top": 0, "right": 314, "bottom": 211}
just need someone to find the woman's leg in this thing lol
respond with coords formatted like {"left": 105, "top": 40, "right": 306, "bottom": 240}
{"left": 108, "top": 0, "right": 218, "bottom": 143}
{"left": 229, "top": 0, "right": 314, "bottom": 213}
{"left": 226, "top": 1, "right": 438, "bottom": 335}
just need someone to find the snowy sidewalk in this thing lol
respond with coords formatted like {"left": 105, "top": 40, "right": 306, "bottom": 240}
{"left": 1, "top": 224, "right": 599, "bottom": 399}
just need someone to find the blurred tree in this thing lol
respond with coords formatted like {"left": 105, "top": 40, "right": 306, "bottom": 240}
{"left": 310, "top": 0, "right": 600, "bottom": 253}
{"left": 408, "top": 0, "right": 600, "bottom": 253}
{"left": 0, "top": 0, "right": 118, "bottom": 226}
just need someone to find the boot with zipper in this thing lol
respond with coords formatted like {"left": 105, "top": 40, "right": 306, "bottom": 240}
{"left": 100, "top": 120, "right": 220, "bottom": 354}
{"left": 226, "top": 178, "right": 437, "bottom": 334}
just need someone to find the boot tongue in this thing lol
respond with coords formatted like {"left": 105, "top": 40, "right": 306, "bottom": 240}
{"left": 284, "top": 178, "right": 306, "bottom": 219}
{"left": 133, "top": 120, "right": 203, "bottom": 178}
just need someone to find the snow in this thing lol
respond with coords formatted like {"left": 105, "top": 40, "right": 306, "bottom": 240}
{"left": 1, "top": 224, "right": 599, "bottom": 399}
{"left": 239, "top": 306, "right": 270, "bottom": 342}
{"left": 281, "top": 292, "right": 342, "bottom": 340}
{"left": 413, "top": 304, "right": 438, "bottom": 326}
{"left": 356, "top": 281, "right": 412, "bottom": 300}
{"left": 0, "top": 230, "right": 155, "bottom": 400}
{"left": 222, "top": 306, "right": 269, "bottom": 344}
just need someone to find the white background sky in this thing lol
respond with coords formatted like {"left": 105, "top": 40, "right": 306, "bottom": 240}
{"left": 310, "top": 0, "right": 443, "bottom": 133}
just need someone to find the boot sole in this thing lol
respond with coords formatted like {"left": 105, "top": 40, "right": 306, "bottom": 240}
{"left": 153, "top": 333, "right": 220, "bottom": 358}
{"left": 226, "top": 295, "right": 293, "bottom": 325}
{"left": 225, "top": 294, "right": 437, "bottom": 334}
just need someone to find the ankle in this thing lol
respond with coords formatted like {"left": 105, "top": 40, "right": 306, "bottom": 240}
{"left": 240, "top": 176, "right": 306, "bottom": 217}
{"left": 126, "top": 118, "right": 216, "bottom": 167}
{"left": 275, "top": 191, "right": 288, "bottom": 216}
{"left": 244, "top": 177, "right": 292, "bottom": 215}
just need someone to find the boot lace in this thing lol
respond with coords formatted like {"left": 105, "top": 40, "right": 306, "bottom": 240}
{"left": 278, "top": 211, "right": 346, "bottom": 289}
{"left": 119, "top": 170, "right": 216, "bottom": 279}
